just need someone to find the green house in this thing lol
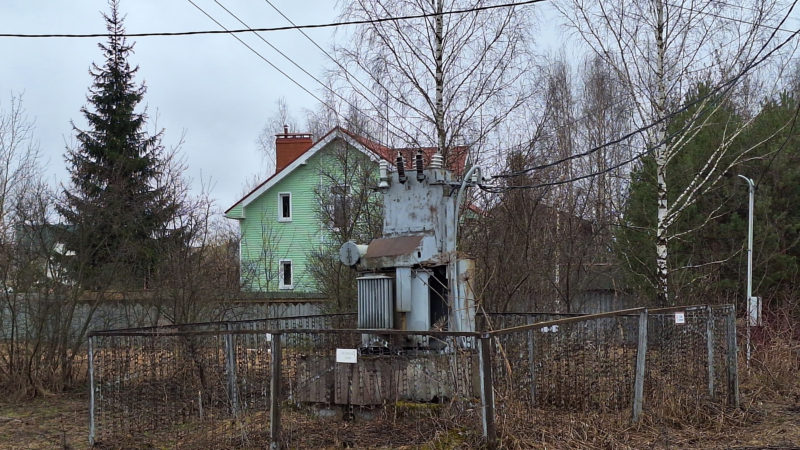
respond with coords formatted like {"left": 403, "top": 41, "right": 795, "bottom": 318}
{"left": 226, "top": 127, "right": 394, "bottom": 295}
{"left": 226, "top": 126, "right": 469, "bottom": 296}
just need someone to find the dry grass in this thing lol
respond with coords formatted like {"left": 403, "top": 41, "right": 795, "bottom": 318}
{"left": 0, "top": 390, "right": 89, "bottom": 450}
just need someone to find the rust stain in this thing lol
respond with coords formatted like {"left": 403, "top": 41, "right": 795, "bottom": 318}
{"left": 365, "top": 235, "right": 424, "bottom": 258}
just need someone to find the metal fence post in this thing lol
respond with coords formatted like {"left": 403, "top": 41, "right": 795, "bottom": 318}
{"left": 478, "top": 334, "right": 496, "bottom": 448}
{"left": 632, "top": 309, "right": 648, "bottom": 422}
{"left": 706, "top": 306, "right": 715, "bottom": 400}
{"left": 527, "top": 318, "right": 536, "bottom": 406}
{"left": 270, "top": 333, "right": 282, "bottom": 450}
{"left": 224, "top": 331, "right": 239, "bottom": 417}
{"left": 88, "top": 335, "right": 96, "bottom": 446}
{"left": 725, "top": 307, "right": 740, "bottom": 408}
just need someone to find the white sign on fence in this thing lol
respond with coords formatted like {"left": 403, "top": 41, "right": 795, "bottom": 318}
{"left": 336, "top": 348, "right": 358, "bottom": 364}
{"left": 674, "top": 311, "right": 686, "bottom": 325}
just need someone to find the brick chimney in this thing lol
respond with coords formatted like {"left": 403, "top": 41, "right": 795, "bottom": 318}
{"left": 275, "top": 125, "right": 313, "bottom": 174}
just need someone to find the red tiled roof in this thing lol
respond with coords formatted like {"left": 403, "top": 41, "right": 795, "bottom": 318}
{"left": 225, "top": 126, "right": 470, "bottom": 214}
{"left": 338, "top": 127, "right": 468, "bottom": 175}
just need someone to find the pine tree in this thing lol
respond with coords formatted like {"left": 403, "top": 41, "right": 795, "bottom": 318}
{"left": 58, "top": 1, "right": 178, "bottom": 288}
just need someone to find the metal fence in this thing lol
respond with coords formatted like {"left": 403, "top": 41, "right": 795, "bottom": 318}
{"left": 87, "top": 306, "right": 738, "bottom": 447}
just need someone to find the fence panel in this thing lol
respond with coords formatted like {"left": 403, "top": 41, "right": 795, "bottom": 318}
{"left": 91, "top": 332, "right": 272, "bottom": 447}
{"left": 275, "top": 330, "right": 481, "bottom": 448}
{"left": 491, "top": 314, "right": 639, "bottom": 415}
{"left": 645, "top": 305, "right": 734, "bottom": 420}
{"left": 88, "top": 313, "right": 355, "bottom": 447}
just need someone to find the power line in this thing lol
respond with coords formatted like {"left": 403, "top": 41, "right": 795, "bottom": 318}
{"left": 493, "top": 0, "right": 800, "bottom": 180}
{"left": 479, "top": 103, "right": 709, "bottom": 192}
{"left": 183, "top": 0, "right": 333, "bottom": 121}
{"left": 206, "top": 0, "right": 426, "bottom": 147}
{"left": 261, "top": 0, "right": 430, "bottom": 147}
{"left": 0, "top": 0, "right": 544, "bottom": 39}
{"left": 666, "top": 1, "right": 798, "bottom": 34}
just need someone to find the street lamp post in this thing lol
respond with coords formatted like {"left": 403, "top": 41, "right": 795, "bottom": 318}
{"left": 738, "top": 174, "right": 755, "bottom": 367}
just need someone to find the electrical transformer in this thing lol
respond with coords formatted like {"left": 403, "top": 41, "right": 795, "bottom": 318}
{"left": 339, "top": 151, "right": 476, "bottom": 349}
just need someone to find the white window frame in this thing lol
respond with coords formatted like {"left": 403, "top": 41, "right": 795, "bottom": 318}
{"left": 277, "top": 192, "right": 292, "bottom": 222}
{"left": 279, "top": 259, "right": 293, "bottom": 290}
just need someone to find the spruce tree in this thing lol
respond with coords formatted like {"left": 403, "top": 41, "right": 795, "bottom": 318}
{"left": 59, "top": 0, "right": 178, "bottom": 288}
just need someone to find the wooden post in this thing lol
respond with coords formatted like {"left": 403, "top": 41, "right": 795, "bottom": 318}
{"left": 478, "top": 335, "right": 496, "bottom": 448}
{"left": 725, "top": 307, "right": 740, "bottom": 408}
{"left": 224, "top": 332, "right": 239, "bottom": 417}
{"left": 706, "top": 306, "right": 715, "bottom": 400}
{"left": 88, "top": 336, "right": 96, "bottom": 446}
{"left": 632, "top": 309, "right": 648, "bottom": 422}
{"left": 527, "top": 317, "right": 536, "bottom": 407}
{"left": 270, "top": 333, "right": 282, "bottom": 449}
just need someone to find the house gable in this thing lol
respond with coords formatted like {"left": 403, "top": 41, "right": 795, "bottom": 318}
{"left": 232, "top": 130, "right": 386, "bottom": 292}
{"left": 225, "top": 128, "right": 383, "bottom": 220}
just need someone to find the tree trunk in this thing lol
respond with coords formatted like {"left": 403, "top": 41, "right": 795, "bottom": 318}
{"left": 434, "top": 0, "right": 446, "bottom": 160}
{"left": 654, "top": 0, "right": 670, "bottom": 306}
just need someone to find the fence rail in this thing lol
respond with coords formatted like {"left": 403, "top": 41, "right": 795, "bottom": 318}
{"left": 87, "top": 305, "right": 738, "bottom": 448}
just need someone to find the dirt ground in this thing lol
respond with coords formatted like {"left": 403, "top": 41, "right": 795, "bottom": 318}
{"left": 0, "top": 392, "right": 798, "bottom": 449}
{"left": 0, "top": 391, "right": 89, "bottom": 450}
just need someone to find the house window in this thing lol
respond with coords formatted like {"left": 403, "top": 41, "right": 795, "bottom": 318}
{"left": 331, "top": 184, "right": 350, "bottom": 230}
{"left": 279, "top": 260, "right": 293, "bottom": 289}
{"left": 278, "top": 193, "right": 292, "bottom": 222}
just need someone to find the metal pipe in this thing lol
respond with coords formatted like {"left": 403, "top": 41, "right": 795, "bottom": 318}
{"left": 632, "top": 309, "right": 648, "bottom": 422}
{"left": 478, "top": 335, "right": 496, "bottom": 447}
{"left": 453, "top": 165, "right": 481, "bottom": 333}
{"left": 706, "top": 305, "right": 715, "bottom": 400}
{"left": 737, "top": 174, "right": 754, "bottom": 367}
{"left": 270, "top": 333, "right": 283, "bottom": 449}
{"left": 88, "top": 336, "right": 96, "bottom": 446}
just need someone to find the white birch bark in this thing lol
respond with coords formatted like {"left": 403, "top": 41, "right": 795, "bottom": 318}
{"left": 557, "top": 0, "right": 790, "bottom": 305}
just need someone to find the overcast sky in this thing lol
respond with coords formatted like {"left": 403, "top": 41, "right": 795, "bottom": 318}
{"left": 0, "top": 0, "right": 562, "bottom": 211}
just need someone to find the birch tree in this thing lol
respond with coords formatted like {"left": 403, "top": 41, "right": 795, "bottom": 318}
{"left": 337, "top": 0, "right": 534, "bottom": 166}
{"left": 557, "top": 0, "right": 793, "bottom": 304}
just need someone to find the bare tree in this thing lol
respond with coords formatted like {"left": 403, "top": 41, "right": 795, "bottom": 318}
{"left": 467, "top": 54, "right": 626, "bottom": 313}
{"left": 0, "top": 96, "right": 87, "bottom": 397}
{"left": 152, "top": 201, "right": 240, "bottom": 325}
{"left": 308, "top": 137, "right": 383, "bottom": 311}
{"left": 0, "top": 95, "right": 41, "bottom": 236}
{"left": 557, "top": 0, "right": 794, "bottom": 304}
{"left": 579, "top": 55, "right": 634, "bottom": 224}
{"left": 256, "top": 97, "right": 299, "bottom": 177}
{"left": 337, "top": 0, "right": 534, "bottom": 166}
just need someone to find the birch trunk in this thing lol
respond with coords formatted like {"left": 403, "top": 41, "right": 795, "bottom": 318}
{"left": 654, "top": 0, "right": 670, "bottom": 305}
{"left": 434, "top": 0, "right": 446, "bottom": 159}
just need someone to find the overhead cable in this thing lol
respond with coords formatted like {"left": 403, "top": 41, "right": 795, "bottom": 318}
{"left": 203, "top": 0, "right": 427, "bottom": 147}
{"left": 492, "top": 0, "right": 800, "bottom": 180}
{"left": 0, "top": 0, "right": 544, "bottom": 38}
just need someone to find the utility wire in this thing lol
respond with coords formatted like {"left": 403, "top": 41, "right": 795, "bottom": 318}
{"left": 0, "top": 0, "right": 544, "bottom": 38}
{"left": 208, "top": 0, "right": 426, "bottom": 146}
{"left": 262, "top": 0, "right": 423, "bottom": 143}
{"left": 493, "top": 0, "right": 800, "bottom": 180}
{"left": 666, "top": 1, "right": 798, "bottom": 34}
{"left": 479, "top": 102, "right": 711, "bottom": 192}
{"left": 183, "top": 0, "right": 337, "bottom": 126}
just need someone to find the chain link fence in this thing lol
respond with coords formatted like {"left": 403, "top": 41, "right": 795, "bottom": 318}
{"left": 87, "top": 305, "right": 738, "bottom": 447}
